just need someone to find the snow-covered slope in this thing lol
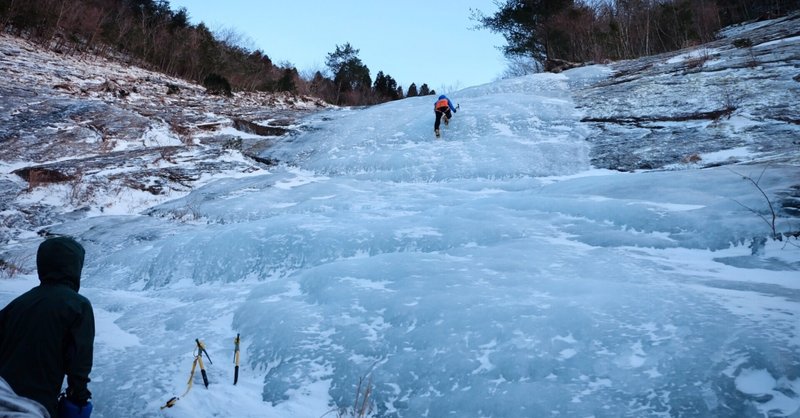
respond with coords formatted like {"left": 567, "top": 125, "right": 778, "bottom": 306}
{"left": 0, "top": 15, "right": 799, "bottom": 418}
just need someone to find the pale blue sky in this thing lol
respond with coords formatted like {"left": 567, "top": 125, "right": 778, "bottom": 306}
{"left": 167, "top": 1, "right": 508, "bottom": 92}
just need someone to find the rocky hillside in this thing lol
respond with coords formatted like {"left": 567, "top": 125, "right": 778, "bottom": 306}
{"left": 0, "top": 34, "right": 329, "bottom": 245}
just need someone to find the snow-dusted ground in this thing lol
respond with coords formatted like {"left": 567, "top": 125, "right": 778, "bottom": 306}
{"left": 1, "top": 16, "right": 799, "bottom": 418}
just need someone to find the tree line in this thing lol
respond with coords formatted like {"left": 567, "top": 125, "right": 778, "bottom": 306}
{"left": 475, "top": 0, "right": 799, "bottom": 70}
{"left": 0, "top": 0, "right": 435, "bottom": 105}
{"left": 320, "top": 42, "right": 435, "bottom": 106}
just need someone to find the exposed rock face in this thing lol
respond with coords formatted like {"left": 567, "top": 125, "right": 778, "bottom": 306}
{"left": 232, "top": 118, "right": 291, "bottom": 137}
{"left": 0, "top": 34, "right": 330, "bottom": 244}
{"left": 574, "top": 13, "right": 800, "bottom": 172}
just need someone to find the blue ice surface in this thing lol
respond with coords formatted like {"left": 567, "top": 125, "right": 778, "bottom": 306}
{"left": 9, "top": 65, "right": 799, "bottom": 417}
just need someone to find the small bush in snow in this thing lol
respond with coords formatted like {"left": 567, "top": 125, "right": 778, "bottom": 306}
{"left": 0, "top": 256, "right": 30, "bottom": 279}
{"left": 0, "top": 259, "right": 20, "bottom": 278}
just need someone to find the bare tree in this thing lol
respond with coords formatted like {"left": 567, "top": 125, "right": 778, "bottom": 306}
{"left": 501, "top": 54, "right": 542, "bottom": 78}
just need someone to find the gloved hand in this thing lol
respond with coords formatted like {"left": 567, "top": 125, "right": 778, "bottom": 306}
{"left": 58, "top": 394, "right": 93, "bottom": 418}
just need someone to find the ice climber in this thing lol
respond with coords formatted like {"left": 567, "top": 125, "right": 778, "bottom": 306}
{"left": 0, "top": 236, "right": 95, "bottom": 418}
{"left": 434, "top": 94, "right": 457, "bottom": 138}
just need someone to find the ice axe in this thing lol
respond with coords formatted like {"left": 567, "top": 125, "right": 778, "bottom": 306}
{"left": 233, "top": 334, "right": 241, "bottom": 385}
{"left": 195, "top": 338, "right": 212, "bottom": 388}
{"left": 160, "top": 338, "right": 214, "bottom": 409}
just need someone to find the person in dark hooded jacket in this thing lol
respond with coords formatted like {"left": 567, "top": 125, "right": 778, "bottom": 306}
{"left": 0, "top": 236, "right": 94, "bottom": 417}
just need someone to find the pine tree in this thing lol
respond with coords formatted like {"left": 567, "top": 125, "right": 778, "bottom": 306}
{"left": 407, "top": 83, "right": 418, "bottom": 97}
{"left": 474, "top": 0, "right": 573, "bottom": 62}
{"left": 275, "top": 68, "right": 297, "bottom": 93}
{"left": 384, "top": 74, "right": 398, "bottom": 99}
{"left": 325, "top": 43, "right": 372, "bottom": 105}
{"left": 373, "top": 71, "right": 388, "bottom": 96}
{"left": 419, "top": 84, "right": 431, "bottom": 96}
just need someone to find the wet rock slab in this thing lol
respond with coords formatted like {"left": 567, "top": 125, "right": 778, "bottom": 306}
{"left": 574, "top": 14, "right": 800, "bottom": 172}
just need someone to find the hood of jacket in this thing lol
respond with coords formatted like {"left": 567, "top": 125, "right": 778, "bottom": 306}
{"left": 36, "top": 236, "right": 85, "bottom": 292}
{"left": 438, "top": 95, "right": 447, "bottom": 100}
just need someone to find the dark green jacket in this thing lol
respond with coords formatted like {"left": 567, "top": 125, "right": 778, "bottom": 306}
{"left": 0, "top": 237, "right": 94, "bottom": 417}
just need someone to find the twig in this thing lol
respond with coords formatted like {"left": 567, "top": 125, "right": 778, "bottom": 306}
{"left": 352, "top": 376, "right": 363, "bottom": 416}
{"left": 728, "top": 167, "right": 778, "bottom": 239}
{"left": 357, "top": 376, "right": 372, "bottom": 418}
